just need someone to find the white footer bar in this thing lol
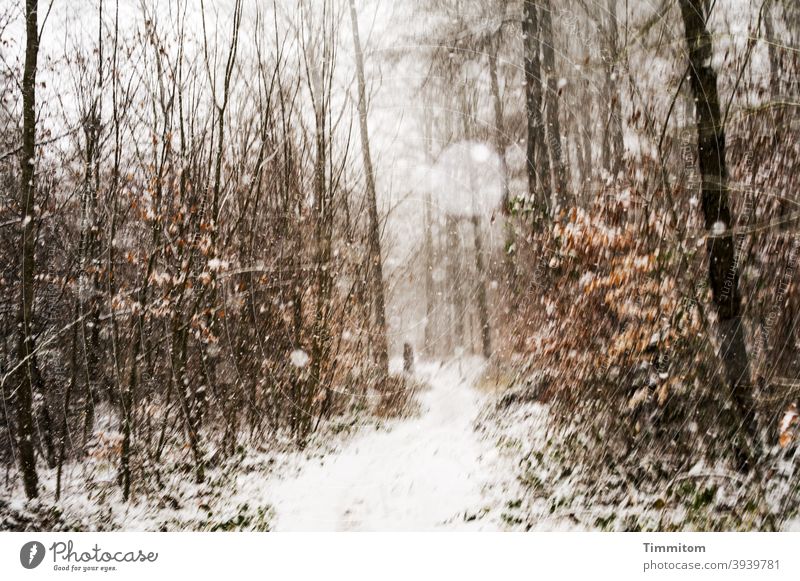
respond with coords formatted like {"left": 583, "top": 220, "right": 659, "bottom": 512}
{"left": 2, "top": 532, "right": 799, "bottom": 580}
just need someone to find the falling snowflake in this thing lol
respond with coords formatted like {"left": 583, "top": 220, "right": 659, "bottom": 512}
{"left": 711, "top": 221, "right": 727, "bottom": 236}
{"left": 290, "top": 349, "right": 310, "bottom": 368}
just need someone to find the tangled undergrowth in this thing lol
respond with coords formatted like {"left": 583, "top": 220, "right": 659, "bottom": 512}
{"left": 495, "top": 202, "right": 800, "bottom": 531}
{"left": 2, "top": 371, "right": 425, "bottom": 531}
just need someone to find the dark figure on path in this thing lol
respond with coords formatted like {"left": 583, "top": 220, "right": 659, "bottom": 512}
{"left": 403, "top": 343, "right": 414, "bottom": 375}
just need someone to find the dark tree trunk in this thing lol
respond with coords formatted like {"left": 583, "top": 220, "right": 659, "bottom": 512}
{"left": 403, "top": 343, "right": 414, "bottom": 374}
{"left": 489, "top": 36, "right": 509, "bottom": 215}
{"left": 522, "top": 1, "right": 550, "bottom": 219}
{"left": 471, "top": 214, "right": 492, "bottom": 358}
{"left": 601, "top": 0, "right": 625, "bottom": 179}
{"left": 580, "top": 71, "right": 594, "bottom": 202}
{"left": 15, "top": 0, "right": 41, "bottom": 500}
{"left": 78, "top": 53, "right": 103, "bottom": 445}
{"left": 762, "top": 0, "right": 781, "bottom": 99}
{"left": 306, "top": 23, "right": 334, "bottom": 441}
{"left": 446, "top": 215, "right": 465, "bottom": 352}
{"left": 678, "top": 0, "right": 755, "bottom": 465}
{"left": 540, "top": 0, "right": 568, "bottom": 208}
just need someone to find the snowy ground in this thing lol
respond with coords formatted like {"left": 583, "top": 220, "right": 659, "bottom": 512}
{"left": 264, "top": 359, "right": 503, "bottom": 531}
{"left": 2, "top": 358, "right": 528, "bottom": 531}
{"left": 8, "top": 357, "right": 791, "bottom": 532}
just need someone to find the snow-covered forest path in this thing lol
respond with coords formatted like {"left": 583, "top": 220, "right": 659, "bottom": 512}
{"left": 266, "top": 360, "right": 494, "bottom": 531}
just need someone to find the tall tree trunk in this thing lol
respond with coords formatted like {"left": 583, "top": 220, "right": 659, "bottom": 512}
{"left": 422, "top": 109, "right": 436, "bottom": 358}
{"left": 308, "top": 136, "right": 332, "bottom": 439}
{"left": 205, "top": 0, "right": 242, "bottom": 446}
{"left": 437, "top": 218, "right": 451, "bottom": 355}
{"left": 446, "top": 215, "right": 465, "bottom": 352}
{"left": 349, "top": 0, "right": 389, "bottom": 380}
{"left": 540, "top": 0, "right": 568, "bottom": 208}
{"left": 305, "top": 10, "right": 334, "bottom": 441}
{"left": 678, "top": 0, "right": 755, "bottom": 465}
{"left": 471, "top": 213, "right": 491, "bottom": 358}
{"left": 461, "top": 94, "right": 492, "bottom": 359}
{"left": 489, "top": 35, "right": 518, "bottom": 289}
{"left": 522, "top": 1, "right": 550, "bottom": 220}
{"left": 601, "top": 0, "right": 625, "bottom": 179}
{"left": 79, "top": 5, "right": 104, "bottom": 443}
{"left": 580, "top": 69, "right": 593, "bottom": 202}
{"left": 581, "top": 122, "right": 593, "bottom": 202}
{"left": 15, "top": 0, "right": 41, "bottom": 500}
{"left": 762, "top": 0, "right": 781, "bottom": 100}
{"left": 489, "top": 37, "right": 510, "bottom": 215}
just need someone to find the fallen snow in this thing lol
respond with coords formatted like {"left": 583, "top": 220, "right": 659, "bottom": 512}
{"left": 265, "top": 359, "right": 496, "bottom": 531}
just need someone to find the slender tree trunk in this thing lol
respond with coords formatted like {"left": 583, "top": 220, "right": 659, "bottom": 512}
{"left": 119, "top": 330, "right": 136, "bottom": 500}
{"left": 106, "top": 0, "right": 126, "bottom": 490}
{"left": 305, "top": 13, "right": 334, "bottom": 441}
{"left": 349, "top": 0, "right": 389, "bottom": 380}
{"left": 309, "top": 143, "right": 332, "bottom": 439}
{"left": 205, "top": 0, "right": 242, "bottom": 447}
{"left": 422, "top": 110, "right": 436, "bottom": 358}
{"left": 678, "top": 0, "right": 755, "bottom": 466}
{"left": 602, "top": 0, "right": 625, "bottom": 179}
{"left": 15, "top": 0, "right": 41, "bottom": 500}
{"left": 471, "top": 214, "right": 491, "bottom": 358}
{"left": 762, "top": 0, "right": 781, "bottom": 99}
{"left": 438, "top": 218, "right": 452, "bottom": 355}
{"left": 57, "top": 315, "right": 78, "bottom": 501}
{"left": 446, "top": 215, "right": 465, "bottom": 352}
{"left": 580, "top": 70, "right": 593, "bottom": 202}
{"left": 540, "top": 0, "right": 568, "bottom": 208}
{"left": 170, "top": 324, "right": 204, "bottom": 482}
{"left": 79, "top": 46, "right": 103, "bottom": 445}
{"left": 461, "top": 94, "right": 492, "bottom": 359}
{"left": 489, "top": 38, "right": 509, "bottom": 215}
{"left": 522, "top": 1, "right": 550, "bottom": 220}
{"left": 489, "top": 36, "right": 519, "bottom": 289}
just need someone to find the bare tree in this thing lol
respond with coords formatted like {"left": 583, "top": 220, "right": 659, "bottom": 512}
{"left": 460, "top": 91, "right": 491, "bottom": 359}
{"left": 522, "top": 1, "right": 550, "bottom": 220}
{"left": 15, "top": 0, "right": 41, "bottom": 501}
{"left": 349, "top": 0, "right": 389, "bottom": 380}
{"left": 600, "top": 0, "right": 624, "bottom": 179}
{"left": 540, "top": 0, "right": 568, "bottom": 208}
{"left": 488, "top": 19, "right": 509, "bottom": 215}
{"left": 678, "top": 0, "right": 755, "bottom": 467}
{"left": 422, "top": 107, "right": 436, "bottom": 358}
